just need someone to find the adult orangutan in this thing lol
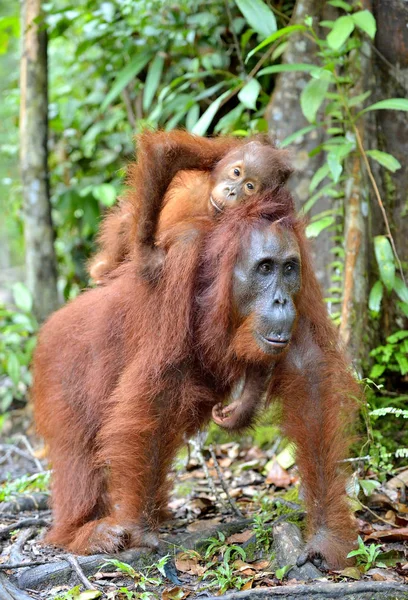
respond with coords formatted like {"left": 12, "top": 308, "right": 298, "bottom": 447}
{"left": 33, "top": 187, "right": 359, "bottom": 569}
{"left": 88, "top": 130, "right": 293, "bottom": 283}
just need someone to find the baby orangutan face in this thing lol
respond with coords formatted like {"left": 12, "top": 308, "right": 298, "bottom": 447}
{"left": 209, "top": 141, "right": 291, "bottom": 213}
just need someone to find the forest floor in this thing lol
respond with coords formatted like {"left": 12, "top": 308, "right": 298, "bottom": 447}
{"left": 0, "top": 409, "right": 407, "bottom": 600}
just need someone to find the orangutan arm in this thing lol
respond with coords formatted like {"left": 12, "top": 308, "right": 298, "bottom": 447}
{"left": 212, "top": 364, "right": 271, "bottom": 431}
{"left": 131, "top": 130, "right": 241, "bottom": 280}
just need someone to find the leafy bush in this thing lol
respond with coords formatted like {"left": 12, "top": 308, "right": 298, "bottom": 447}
{"left": 0, "top": 283, "right": 37, "bottom": 413}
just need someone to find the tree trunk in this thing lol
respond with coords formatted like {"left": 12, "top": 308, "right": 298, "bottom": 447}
{"left": 20, "top": 0, "right": 59, "bottom": 322}
{"left": 371, "top": 0, "right": 408, "bottom": 334}
{"left": 266, "top": 0, "right": 332, "bottom": 292}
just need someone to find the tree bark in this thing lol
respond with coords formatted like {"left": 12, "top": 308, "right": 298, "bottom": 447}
{"left": 265, "top": 0, "right": 331, "bottom": 291}
{"left": 20, "top": 0, "right": 59, "bottom": 322}
{"left": 371, "top": 0, "right": 408, "bottom": 334}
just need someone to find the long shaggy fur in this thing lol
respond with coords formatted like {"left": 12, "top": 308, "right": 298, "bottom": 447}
{"left": 34, "top": 165, "right": 359, "bottom": 567}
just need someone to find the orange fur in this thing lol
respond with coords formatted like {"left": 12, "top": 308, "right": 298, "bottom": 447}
{"left": 34, "top": 169, "right": 359, "bottom": 568}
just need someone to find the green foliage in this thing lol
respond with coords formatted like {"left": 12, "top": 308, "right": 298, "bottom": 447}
{"left": 0, "top": 284, "right": 37, "bottom": 413}
{"left": 275, "top": 564, "right": 293, "bottom": 581}
{"left": 252, "top": 513, "right": 273, "bottom": 553}
{"left": 347, "top": 536, "right": 385, "bottom": 571}
{"left": 203, "top": 531, "right": 246, "bottom": 563}
{"left": 369, "top": 331, "right": 408, "bottom": 379}
{"left": 202, "top": 556, "right": 251, "bottom": 594}
{"left": 102, "top": 555, "right": 170, "bottom": 591}
{"left": 0, "top": 471, "right": 50, "bottom": 502}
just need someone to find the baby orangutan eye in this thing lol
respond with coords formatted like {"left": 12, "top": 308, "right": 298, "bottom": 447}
{"left": 246, "top": 182, "right": 255, "bottom": 191}
{"left": 233, "top": 168, "right": 241, "bottom": 177}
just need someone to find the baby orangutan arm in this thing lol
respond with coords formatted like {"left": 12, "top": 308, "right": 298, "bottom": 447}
{"left": 212, "top": 364, "right": 271, "bottom": 431}
{"left": 131, "top": 130, "right": 241, "bottom": 281}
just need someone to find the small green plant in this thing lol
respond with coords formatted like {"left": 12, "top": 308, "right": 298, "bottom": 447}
{"left": 369, "top": 331, "right": 408, "bottom": 380}
{"left": 253, "top": 513, "right": 273, "bottom": 553}
{"left": 202, "top": 557, "right": 251, "bottom": 594}
{"left": 347, "top": 536, "right": 385, "bottom": 571}
{"left": 0, "top": 283, "right": 37, "bottom": 412}
{"left": 102, "top": 556, "right": 170, "bottom": 591}
{"left": 0, "top": 471, "right": 50, "bottom": 502}
{"left": 275, "top": 564, "right": 293, "bottom": 581}
{"left": 203, "top": 531, "right": 246, "bottom": 563}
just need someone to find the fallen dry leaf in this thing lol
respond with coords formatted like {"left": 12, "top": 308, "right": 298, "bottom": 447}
{"left": 175, "top": 553, "right": 206, "bottom": 576}
{"left": 183, "top": 497, "right": 213, "bottom": 517}
{"left": 241, "top": 578, "right": 254, "bottom": 590}
{"left": 251, "top": 560, "right": 271, "bottom": 571}
{"left": 265, "top": 460, "right": 291, "bottom": 488}
{"left": 368, "top": 568, "right": 403, "bottom": 582}
{"left": 186, "top": 516, "right": 221, "bottom": 532}
{"left": 226, "top": 530, "right": 254, "bottom": 544}
{"left": 162, "top": 586, "right": 189, "bottom": 600}
{"left": 385, "top": 470, "right": 408, "bottom": 490}
{"left": 365, "top": 527, "right": 408, "bottom": 542}
{"left": 340, "top": 567, "right": 361, "bottom": 580}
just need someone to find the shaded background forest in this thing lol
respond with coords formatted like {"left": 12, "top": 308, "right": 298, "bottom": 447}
{"left": 1, "top": 0, "right": 408, "bottom": 470}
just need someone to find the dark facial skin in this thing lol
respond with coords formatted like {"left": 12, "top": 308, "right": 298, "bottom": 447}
{"left": 210, "top": 142, "right": 281, "bottom": 211}
{"left": 232, "top": 223, "right": 301, "bottom": 355}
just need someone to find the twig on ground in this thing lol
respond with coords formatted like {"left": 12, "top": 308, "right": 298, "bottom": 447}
{"left": 340, "top": 455, "right": 371, "bottom": 463}
{"left": 13, "top": 435, "right": 44, "bottom": 473}
{"left": 66, "top": 554, "right": 98, "bottom": 590}
{"left": 0, "top": 561, "right": 49, "bottom": 570}
{"left": 359, "top": 501, "right": 399, "bottom": 528}
{"left": 0, "top": 518, "right": 50, "bottom": 541}
{"left": 9, "top": 527, "right": 35, "bottom": 566}
{"left": 189, "top": 433, "right": 229, "bottom": 512}
{"left": 208, "top": 445, "right": 243, "bottom": 517}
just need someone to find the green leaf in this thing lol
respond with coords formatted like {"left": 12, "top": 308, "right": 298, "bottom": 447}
{"left": 7, "top": 352, "right": 20, "bottom": 385}
{"left": 258, "top": 63, "right": 315, "bottom": 76}
{"left": 192, "top": 89, "right": 231, "bottom": 136}
{"left": 394, "top": 277, "right": 408, "bottom": 304}
{"left": 374, "top": 235, "right": 395, "bottom": 292}
{"left": 92, "top": 184, "right": 116, "bottom": 207}
{"left": 143, "top": 55, "right": 164, "bottom": 112}
{"left": 328, "top": 0, "right": 352, "bottom": 11}
{"left": 246, "top": 25, "right": 306, "bottom": 62}
{"left": 327, "top": 152, "right": 343, "bottom": 182}
{"left": 12, "top": 283, "right": 32, "bottom": 313}
{"left": 351, "top": 10, "right": 376, "bottom": 39}
{"left": 238, "top": 78, "right": 261, "bottom": 109}
{"left": 275, "top": 564, "right": 293, "bottom": 581}
{"left": 362, "top": 98, "right": 408, "bottom": 114}
{"left": 327, "top": 15, "right": 355, "bottom": 50}
{"left": 101, "top": 51, "right": 152, "bottom": 111}
{"left": 359, "top": 479, "right": 381, "bottom": 496}
{"left": 347, "top": 90, "right": 371, "bottom": 108}
{"left": 306, "top": 216, "right": 335, "bottom": 238}
{"left": 396, "top": 354, "right": 408, "bottom": 375}
{"left": 366, "top": 150, "right": 401, "bottom": 173}
{"left": 368, "top": 281, "right": 383, "bottom": 313}
{"left": 280, "top": 124, "right": 318, "bottom": 148}
{"left": 235, "top": 0, "right": 277, "bottom": 40}
{"left": 370, "top": 364, "right": 386, "bottom": 379}
{"left": 300, "top": 77, "right": 330, "bottom": 123}
{"left": 309, "top": 164, "right": 330, "bottom": 192}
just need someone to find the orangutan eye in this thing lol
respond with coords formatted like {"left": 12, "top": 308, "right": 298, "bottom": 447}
{"left": 233, "top": 168, "right": 240, "bottom": 177}
{"left": 257, "top": 260, "right": 273, "bottom": 275}
{"left": 246, "top": 182, "right": 254, "bottom": 190}
{"left": 284, "top": 260, "right": 299, "bottom": 275}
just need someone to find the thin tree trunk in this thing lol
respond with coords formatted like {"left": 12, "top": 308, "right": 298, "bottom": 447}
{"left": 266, "top": 0, "right": 331, "bottom": 291}
{"left": 20, "top": 0, "right": 58, "bottom": 322}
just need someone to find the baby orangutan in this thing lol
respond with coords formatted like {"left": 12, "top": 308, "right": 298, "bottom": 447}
{"left": 89, "top": 130, "right": 293, "bottom": 283}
